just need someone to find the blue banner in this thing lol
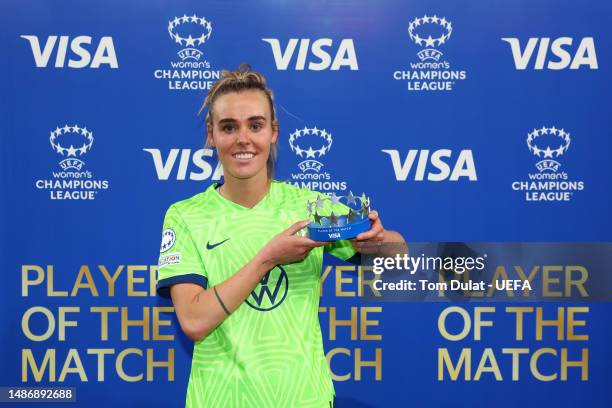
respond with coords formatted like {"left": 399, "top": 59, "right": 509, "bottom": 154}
{"left": 1, "top": 0, "right": 610, "bottom": 407}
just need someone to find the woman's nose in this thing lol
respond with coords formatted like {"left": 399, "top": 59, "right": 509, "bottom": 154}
{"left": 236, "top": 128, "right": 250, "bottom": 144}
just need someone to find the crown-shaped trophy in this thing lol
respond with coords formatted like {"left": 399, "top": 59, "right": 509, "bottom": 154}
{"left": 307, "top": 192, "right": 371, "bottom": 241}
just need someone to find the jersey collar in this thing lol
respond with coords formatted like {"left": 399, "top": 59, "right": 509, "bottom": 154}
{"left": 209, "top": 180, "right": 277, "bottom": 211}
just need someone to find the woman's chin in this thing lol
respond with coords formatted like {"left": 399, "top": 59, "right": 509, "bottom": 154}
{"left": 225, "top": 167, "right": 265, "bottom": 180}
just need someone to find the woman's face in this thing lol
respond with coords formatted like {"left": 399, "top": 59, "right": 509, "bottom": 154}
{"left": 207, "top": 90, "right": 278, "bottom": 182}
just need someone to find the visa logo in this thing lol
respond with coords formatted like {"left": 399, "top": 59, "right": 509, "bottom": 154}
{"left": 143, "top": 148, "right": 223, "bottom": 181}
{"left": 21, "top": 35, "right": 118, "bottom": 69}
{"left": 382, "top": 149, "right": 477, "bottom": 181}
{"left": 262, "top": 38, "right": 358, "bottom": 71}
{"left": 501, "top": 37, "right": 597, "bottom": 70}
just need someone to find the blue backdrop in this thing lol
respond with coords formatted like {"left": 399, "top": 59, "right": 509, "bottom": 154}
{"left": 1, "top": 0, "right": 611, "bottom": 406}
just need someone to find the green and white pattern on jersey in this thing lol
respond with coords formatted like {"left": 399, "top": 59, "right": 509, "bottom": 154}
{"left": 157, "top": 181, "right": 357, "bottom": 408}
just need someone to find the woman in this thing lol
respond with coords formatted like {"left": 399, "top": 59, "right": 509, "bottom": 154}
{"left": 157, "top": 65, "right": 405, "bottom": 407}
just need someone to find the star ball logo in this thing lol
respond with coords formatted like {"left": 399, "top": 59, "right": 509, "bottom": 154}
{"left": 153, "top": 14, "right": 221, "bottom": 91}
{"left": 35, "top": 125, "right": 110, "bottom": 200}
{"left": 393, "top": 15, "right": 467, "bottom": 91}
{"left": 50, "top": 125, "right": 93, "bottom": 170}
{"left": 160, "top": 228, "right": 176, "bottom": 252}
{"left": 168, "top": 15, "right": 212, "bottom": 61}
{"left": 408, "top": 15, "right": 452, "bottom": 62}
{"left": 511, "top": 126, "right": 584, "bottom": 201}
{"left": 286, "top": 126, "right": 348, "bottom": 192}
{"left": 289, "top": 127, "right": 332, "bottom": 172}
{"left": 527, "top": 127, "right": 570, "bottom": 171}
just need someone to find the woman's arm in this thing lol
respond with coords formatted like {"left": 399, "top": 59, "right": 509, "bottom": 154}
{"left": 170, "top": 251, "right": 274, "bottom": 342}
{"left": 170, "top": 220, "right": 326, "bottom": 342}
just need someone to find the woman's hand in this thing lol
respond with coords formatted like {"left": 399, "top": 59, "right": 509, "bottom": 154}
{"left": 350, "top": 210, "right": 386, "bottom": 254}
{"left": 172, "top": 220, "right": 327, "bottom": 342}
{"left": 259, "top": 220, "right": 328, "bottom": 266}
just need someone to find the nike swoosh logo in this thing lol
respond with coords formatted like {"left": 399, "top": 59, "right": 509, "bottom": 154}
{"left": 206, "top": 238, "right": 229, "bottom": 250}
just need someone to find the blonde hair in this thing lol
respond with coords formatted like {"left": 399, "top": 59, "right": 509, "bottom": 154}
{"left": 201, "top": 64, "right": 278, "bottom": 178}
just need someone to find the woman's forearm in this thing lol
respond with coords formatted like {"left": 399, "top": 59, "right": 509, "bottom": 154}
{"left": 171, "top": 250, "right": 276, "bottom": 342}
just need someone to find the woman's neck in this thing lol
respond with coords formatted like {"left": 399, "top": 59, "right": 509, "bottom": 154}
{"left": 219, "top": 173, "right": 271, "bottom": 208}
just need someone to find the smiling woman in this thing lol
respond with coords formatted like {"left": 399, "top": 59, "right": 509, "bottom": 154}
{"left": 202, "top": 65, "right": 278, "bottom": 180}
{"left": 155, "top": 64, "right": 404, "bottom": 408}
{"left": 206, "top": 90, "right": 277, "bottom": 186}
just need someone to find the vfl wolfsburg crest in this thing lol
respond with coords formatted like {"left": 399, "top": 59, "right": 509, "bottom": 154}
{"left": 246, "top": 266, "right": 288, "bottom": 311}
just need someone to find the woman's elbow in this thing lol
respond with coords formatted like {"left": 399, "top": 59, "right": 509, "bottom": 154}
{"left": 180, "top": 318, "right": 213, "bottom": 342}
{"left": 170, "top": 285, "right": 218, "bottom": 342}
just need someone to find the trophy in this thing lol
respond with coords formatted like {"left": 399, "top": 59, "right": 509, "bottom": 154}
{"left": 307, "top": 192, "right": 371, "bottom": 241}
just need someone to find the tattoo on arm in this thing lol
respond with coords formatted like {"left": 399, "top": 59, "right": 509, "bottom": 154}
{"left": 213, "top": 286, "right": 231, "bottom": 316}
{"left": 192, "top": 290, "right": 203, "bottom": 304}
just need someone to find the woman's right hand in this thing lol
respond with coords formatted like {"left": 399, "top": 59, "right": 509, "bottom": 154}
{"left": 259, "top": 220, "right": 328, "bottom": 266}
{"left": 171, "top": 221, "right": 327, "bottom": 343}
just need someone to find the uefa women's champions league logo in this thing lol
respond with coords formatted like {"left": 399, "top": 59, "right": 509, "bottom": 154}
{"left": 160, "top": 228, "right": 177, "bottom": 253}
{"left": 158, "top": 228, "right": 181, "bottom": 269}
{"left": 34, "top": 124, "right": 110, "bottom": 200}
{"left": 152, "top": 14, "right": 220, "bottom": 90}
{"left": 289, "top": 127, "right": 332, "bottom": 172}
{"left": 511, "top": 126, "right": 584, "bottom": 202}
{"left": 286, "top": 126, "right": 348, "bottom": 192}
{"left": 526, "top": 126, "right": 571, "bottom": 173}
{"left": 49, "top": 125, "right": 94, "bottom": 171}
{"left": 392, "top": 14, "right": 466, "bottom": 91}
{"left": 167, "top": 15, "right": 212, "bottom": 61}
{"left": 407, "top": 15, "right": 452, "bottom": 62}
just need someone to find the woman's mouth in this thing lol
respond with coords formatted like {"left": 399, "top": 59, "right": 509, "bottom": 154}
{"left": 232, "top": 152, "right": 255, "bottom": 160}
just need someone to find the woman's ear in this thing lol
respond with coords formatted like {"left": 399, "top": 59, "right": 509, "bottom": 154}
{"left": 206, "top": 124, "right": 215, "bottom": 147}
{"left": 271, "top": 120, "right": 279, "bottom": 144}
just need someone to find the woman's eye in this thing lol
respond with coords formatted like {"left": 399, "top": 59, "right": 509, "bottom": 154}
{"left": 251, "top": 123, "right": 263, "bottom": 131}
{"left": 222, "top": 125, "right": 235, "bottom": 133}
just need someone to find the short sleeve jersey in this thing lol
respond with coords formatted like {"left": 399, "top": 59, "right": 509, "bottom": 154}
{"left": 156, "top": 181, "right": 358, "bottom": 408}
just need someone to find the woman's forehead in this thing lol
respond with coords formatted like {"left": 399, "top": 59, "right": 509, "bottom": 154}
{"left": 213, "top": 90, "right": 271, "bottom": 121}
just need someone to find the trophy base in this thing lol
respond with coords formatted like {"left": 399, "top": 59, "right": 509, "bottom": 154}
{"left": 308, "top": 218, "right": 371, "bottom": 241}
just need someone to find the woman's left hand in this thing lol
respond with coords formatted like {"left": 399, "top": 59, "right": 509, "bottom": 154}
{"left": 350, "top": 210, "right": 385, "bottom": 253}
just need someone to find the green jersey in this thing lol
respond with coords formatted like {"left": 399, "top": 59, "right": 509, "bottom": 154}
{"left": 157, "top": 181, "right": 358, "bottom": 408}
